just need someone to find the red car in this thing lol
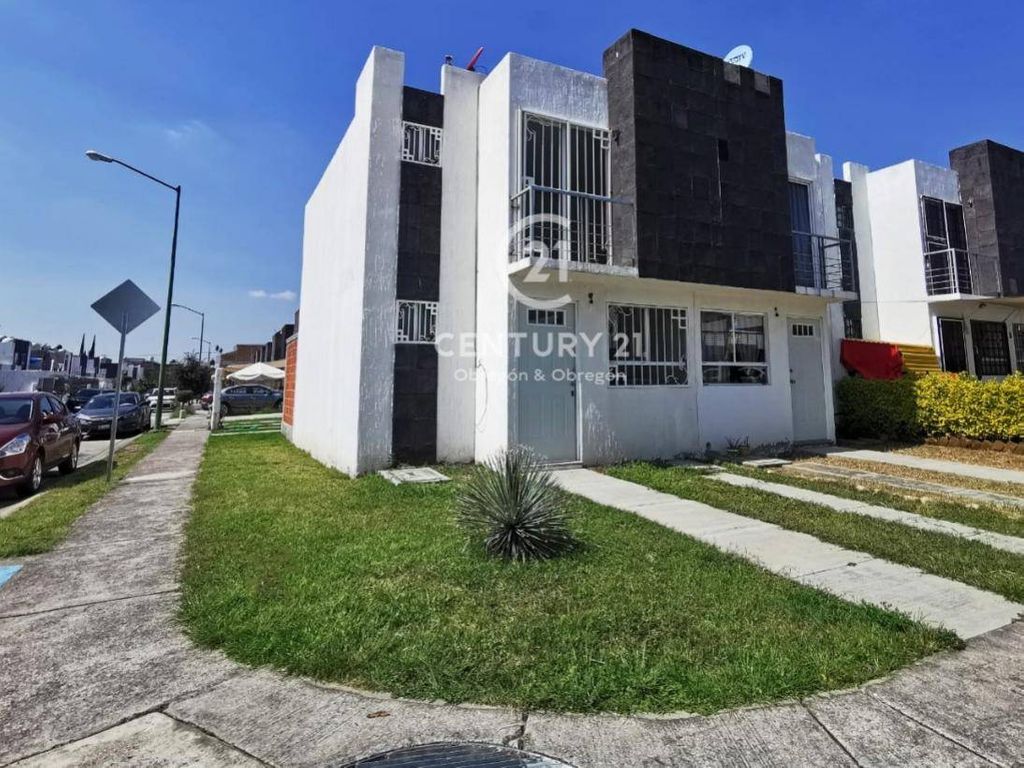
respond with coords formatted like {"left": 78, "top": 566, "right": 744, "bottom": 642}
{"left": 0, "top": 392, "right": 81, "bottom": 497}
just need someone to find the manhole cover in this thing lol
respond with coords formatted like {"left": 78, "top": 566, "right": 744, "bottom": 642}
{"left": 344, "top": 742, "right": 573, "bottom": 767}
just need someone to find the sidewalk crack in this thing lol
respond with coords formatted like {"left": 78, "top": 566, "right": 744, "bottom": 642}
{"left": 801, "top": 702, "right": 863, "bottom": 767}
{"left": 0, "top": 588, "right": 180, "bottom": 620}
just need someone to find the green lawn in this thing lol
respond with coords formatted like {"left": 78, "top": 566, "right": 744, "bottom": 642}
{"left": 730, "top": 463, "right": 1024, "bottom": 538}
{"left": 609, "top": 463, "right": 1024, "bottom": 603}
{"left": 0, "top": 430, "right": 169, "bottom": 557}
{"left": 180, "top": 433, "right": 956, "bottom": 715}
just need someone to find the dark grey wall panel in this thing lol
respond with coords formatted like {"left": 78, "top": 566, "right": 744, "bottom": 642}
{"left": 951, "top": 139, "right": 1024, "bottom": 297}
{"left": 402, "top": 86, "right": 444, "bottom": 127}
{"left": 603, "top": 30, "right": 794, "bottom": 291}
{"left": 397, "top": 162, "right": 442, "bottom": 301}
{"left": 392, "top": 344, "right": 438, "bottom": 464}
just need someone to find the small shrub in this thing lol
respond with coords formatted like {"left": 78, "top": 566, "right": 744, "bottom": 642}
{"left": 836, "top": 372, "right": 1024, "bottom": 442}
{"left": 456, "top": 447, "right": 576, "bottom": 562}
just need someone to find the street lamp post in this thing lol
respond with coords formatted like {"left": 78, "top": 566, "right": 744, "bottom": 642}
{"left": 191, "top": 337, "right": 213, "bottom": 361}
{"left": 173, "top": 303, "right": 205, "bottom": 361}
{"left": 86, "top": 149, "right": 180, "bottom": 429}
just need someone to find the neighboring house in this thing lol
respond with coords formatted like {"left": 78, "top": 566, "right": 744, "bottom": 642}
{"left": 292, "top": 29, "right": 859, "bottom": 476}
{"left": 221, "top": 344, "right": 267, "bottom": 366}
{"left": 845, "top": 139, "right": 1024, "bottom": 377}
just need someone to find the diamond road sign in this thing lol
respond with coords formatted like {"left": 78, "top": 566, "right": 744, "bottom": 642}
{"left": 91, "top": 280, "right": 160, "bottom": 334}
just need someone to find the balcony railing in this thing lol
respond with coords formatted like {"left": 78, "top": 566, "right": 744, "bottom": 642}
{"left": 510, "top": 184, "right": 614, "bottom": 265}
{"left": 793, "top": 232, "right": 857, "bottom": 293}
{"left": 924, "top": 248, "right": 1002, "bottom": 297}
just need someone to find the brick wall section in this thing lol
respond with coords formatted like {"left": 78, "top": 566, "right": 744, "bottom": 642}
{"left": 603, "top": 30, "right": 794, "bottom": 291}
{"left": 282, "top": 336, "right": 297, "bottom": 427}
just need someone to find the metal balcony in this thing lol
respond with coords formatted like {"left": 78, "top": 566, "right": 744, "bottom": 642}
{"left": 792, "top": 232, "right": 857, "bottom": 294}
{"left": 510, "top": 184, "right": 615, "bottom": 265}
{"left": 924, "top": 248, "right": 1002, "bottom": 297}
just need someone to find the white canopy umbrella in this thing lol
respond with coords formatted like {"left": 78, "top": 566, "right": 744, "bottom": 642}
{"left": 226, "top": 361, "right": 285, "bottom": 385}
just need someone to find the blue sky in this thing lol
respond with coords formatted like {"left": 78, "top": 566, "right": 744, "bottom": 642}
{"left": 2, "top": 0, "right": 1022, "bottom": 359}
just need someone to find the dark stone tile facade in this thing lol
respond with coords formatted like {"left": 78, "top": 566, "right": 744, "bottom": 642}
{"left": 393, "top": 87, "right": 443, "bottom": 465}
{"left": 603, "top": 30, "right": 794, "bottom": 291}
{"left": 951, "top": 139, "right": 1024, "bottom": 297}
{"left": 392, "top": 343, "right": 438, "bottom": 464}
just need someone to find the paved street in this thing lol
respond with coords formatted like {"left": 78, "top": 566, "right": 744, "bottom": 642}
{"left": 1, "top": 416, "right": 1023, "bottom": 766}
{"left": 0, "top": 432, "right": 140, "bottom": 516}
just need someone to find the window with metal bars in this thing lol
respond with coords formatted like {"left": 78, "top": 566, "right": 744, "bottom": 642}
{"left": 1015, "top": 324, "right": 1024, "bottom": 373}
{"left": 513, "top": 113, "right": 612, "bottom": 263}
{"left": 970, "top": 320, "right": 1011, "bottom": 376}
{"left": 701, "top": 311, "right": 768, "bottom": 385}
{"left": 402, "top": 122, "right": 442, "bottom": 166}
{"left": 396, "top": 300, "right": 437, "bottom": 343}
{"left": 608, "top": 305, "right": 687, "bottom": 386}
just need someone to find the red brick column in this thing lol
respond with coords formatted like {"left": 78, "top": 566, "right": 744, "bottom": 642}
{"left": 282, "top": 336, "right": 297, "bottom": 427}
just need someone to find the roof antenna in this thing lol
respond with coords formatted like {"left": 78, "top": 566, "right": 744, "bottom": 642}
{"left": 466, "top": 46, "right": 484, "bottom": 72}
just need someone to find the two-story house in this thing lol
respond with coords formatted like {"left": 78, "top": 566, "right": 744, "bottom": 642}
{"left": 846, "top": 139, "right": 1024, "bottom": 377}
{"left": 291, "top": 30, "right": 858, "bottom": 475}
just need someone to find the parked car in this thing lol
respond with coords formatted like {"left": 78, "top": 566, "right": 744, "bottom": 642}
{"left": 145, "top": 387, "right": 177, "bottom": 409}
{"left": 66, "top": 387, "right": 113, "bottom": 413}
{"left": 75, "top": 392, "right": 151, "bottom": 439}
{"left": 0, "top": 392, "right": 80, "bottom": 497}
{"left": 218, "top": 385, "right": 283, "bottom": 416}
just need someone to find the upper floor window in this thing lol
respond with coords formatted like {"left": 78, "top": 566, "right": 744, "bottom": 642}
{"left": 921, "top": 197, "right": 967, "bottom": 253}
{"left": 396, "top": 300, "right": 437, "bottom": 343}
{"left": 402, "top": 122, "right": 442, "bottom": 166}
{"left": 512, "top": 114, "right": 612, "bottom": 264}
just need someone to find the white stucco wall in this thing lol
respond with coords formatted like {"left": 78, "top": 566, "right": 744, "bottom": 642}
{"left": 437, "top": 65, "right": 483, "bottom": 462}
{"left": 293, "top": 47, "right": 403, "bottom": 476}
{"left": 513, "top": 274, "right": 836, "bottom": 460}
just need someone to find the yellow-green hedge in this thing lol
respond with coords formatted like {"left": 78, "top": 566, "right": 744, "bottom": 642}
{"left": 836, "top": 373, "right": 1024, "bottom": 441}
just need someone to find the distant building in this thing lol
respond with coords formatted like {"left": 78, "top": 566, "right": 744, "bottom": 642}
{"left": 221, "top": 344, "right": 266, "bottom": 365}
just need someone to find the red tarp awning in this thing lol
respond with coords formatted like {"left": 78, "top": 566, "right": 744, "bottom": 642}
{"left": 841, "top": 339, "right": 904, "bottom": 379}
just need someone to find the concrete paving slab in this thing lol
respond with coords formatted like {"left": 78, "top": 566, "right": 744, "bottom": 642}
{"left": 0, "top": 594, "right": 238, "bottom": 764}
{"left": 808, "top": 446, "right": 1024, "bottom": 485}
{"left": 864, "top": 622, "right": 1024, "bottom": 765}
{"left": 714, "top": 472, "right": 1024, "bottom": 556}
{"left": 10, "top": 712, "right": 262, "bottom": 767}
{"left": 799, "top": 560, "right": 1021, "bottom": 638}
{"left": 786, "top": 461, "right": 1024, "bottom": 509}
{"left": 524, "top": 703, "right": 856, "bottom": 768}
{"left": 167, "top": 669, "right": 525, "bottom": 767}
{"left": 123, "top": 469, "right": 197, "bottom": 484}
{"left": 552, "top": 469, "right": 1024, "bottom": 638}
{"left": 804, "top": 689, "right": 993, "bottom": 766}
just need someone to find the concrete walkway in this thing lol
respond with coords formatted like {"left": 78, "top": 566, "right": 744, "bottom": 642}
{"left": 713, "top": 472, "right": 1024, "bottom": 556}
{"left": 1, "top": 428, "right": 1023, "bottom": 766}
{"left": 785, "top": 460, "right": 1024, "bottom": 510}
{"left": 809, "top": 446, "right": 1024, "bottom": 485}
{"left": 552, "top": 469, "right": 1022, "bottom": 639}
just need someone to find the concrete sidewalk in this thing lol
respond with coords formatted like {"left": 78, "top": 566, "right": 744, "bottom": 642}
{"left": 553, "top": 468, "right": 1022, "bottom": 639}
{"left": 1, "top": 427, "right": 1023, "bottom": 766}
{"left": 809, "top": 446, "right": 1024, "bottom": 485}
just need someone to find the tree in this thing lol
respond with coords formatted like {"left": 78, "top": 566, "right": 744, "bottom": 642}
{"left": 176, "top": 353, "right": 212, "bottom": 399}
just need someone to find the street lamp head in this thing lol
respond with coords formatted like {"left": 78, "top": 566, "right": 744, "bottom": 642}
{"left": 85, "top": 149, "right": 114, "bottom": 163}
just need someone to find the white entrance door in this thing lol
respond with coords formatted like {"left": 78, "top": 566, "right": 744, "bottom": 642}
{"left": 788, "top": 318, "right": 828, "bottom": 443}
{"left": 517, "top": 305, "right": 578, "bottom": 463}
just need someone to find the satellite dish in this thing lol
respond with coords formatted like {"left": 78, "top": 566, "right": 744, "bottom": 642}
{"left": 724, "top": 44, "right": 753, "bottom": 68}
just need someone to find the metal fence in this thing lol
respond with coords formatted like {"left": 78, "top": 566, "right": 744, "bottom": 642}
{"left": 509, "top": 184, "right": 613, "bottom": 264}
{"left": 924, "top": 248, "right": 1002, "bottom": 297}
{"left": 792, "top": 232, "right": 857, "bottom": 293}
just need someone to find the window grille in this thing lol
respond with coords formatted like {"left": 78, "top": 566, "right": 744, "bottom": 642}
{"left": 701, "top": 311, "right": 768, "bottom": 385}
{"left": 526, "top": 309, "right": 566, "bottom": 326}
{"left": 402, "top": 122, "right": 442, "bottom": 166}
{"left": 608, "top": 305, "right": 687, "bottom": 386}
{"left": 791, "top": 323, "right": 815, "bottom": 337}
{"left": 971, "top": 320, "right": 1011, "bottom": 377}
{"left": 1015, "top": 324, "right": 1024, "bottom": 373}
{"left": 396, "top": 300, "right": 438, "bottom": 343}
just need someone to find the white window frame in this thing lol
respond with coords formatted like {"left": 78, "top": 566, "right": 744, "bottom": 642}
{"left": 401, "top": 121, "right": 442, "bottom": 166}
{"left": 700, "top": 310, "right": 770, "bottom": 386}
{"left": 526, "top": 309, "right": 567, "bottom": 326}
{"left": 607, "top": 303, "right": 689, "bottom": 388}
{"left": 396, "top": 300, "right": 438, "bottom": 344}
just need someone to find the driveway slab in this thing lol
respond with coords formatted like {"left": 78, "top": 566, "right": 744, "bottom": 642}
{"left": 807, "top": 446, "right": 1024, "bottom": 485}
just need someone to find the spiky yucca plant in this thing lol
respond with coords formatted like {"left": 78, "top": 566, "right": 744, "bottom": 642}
{"left": 456, "top": 447, "right": 576, "bottom": 562}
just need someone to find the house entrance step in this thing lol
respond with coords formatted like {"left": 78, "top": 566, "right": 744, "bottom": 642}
{"left": 551, "top": 469, "right": 1023, "bottom": 639}
{"left": 803, "top": 446, "right": 1024, "bottom": 486}
{"left": 783, "top": 461, "right": 1024, "bottom": 509}
{"left": 711, "top": 472, "right": 1024, "bottom": 556}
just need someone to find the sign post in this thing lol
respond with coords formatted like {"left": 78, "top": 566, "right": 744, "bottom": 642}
{"left": 91, "top": 280, "right": 160, "bottom": 482}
